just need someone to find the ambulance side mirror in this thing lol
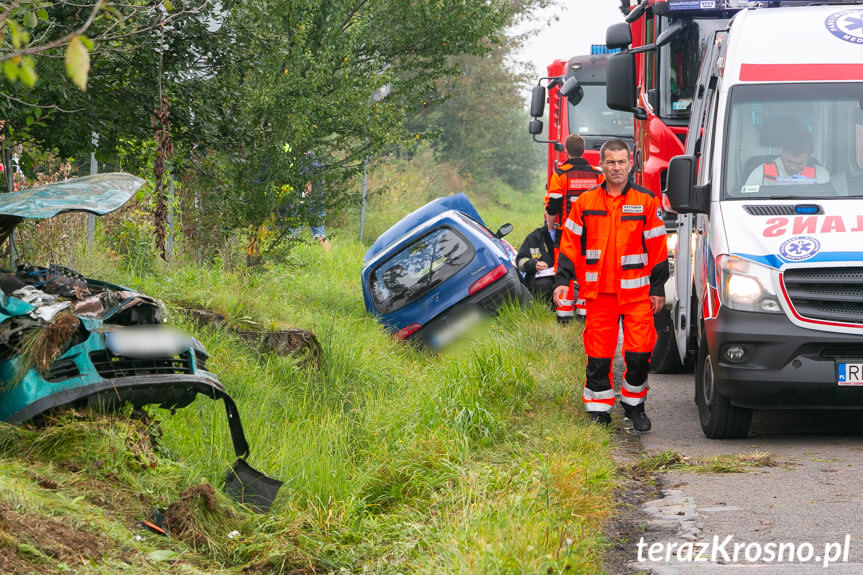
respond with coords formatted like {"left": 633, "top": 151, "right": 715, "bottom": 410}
{"left": 667, "top": 155, "right": 709, "bottom": 214}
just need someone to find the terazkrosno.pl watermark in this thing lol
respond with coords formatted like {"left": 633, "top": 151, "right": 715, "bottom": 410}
{"left": 637, "top": 535, "right": 852, "bottom": 568}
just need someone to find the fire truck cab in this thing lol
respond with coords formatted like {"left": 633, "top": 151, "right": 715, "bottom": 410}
{"left": 528, "top": 46, "right": 633, "bottom": 185}
{"left": 667, "top": 1, "right": 863, "bottom": 438}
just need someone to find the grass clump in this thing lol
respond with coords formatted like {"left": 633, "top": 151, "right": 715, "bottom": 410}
{"left": 629, "top": 449, "right": 778, "bottom": 476}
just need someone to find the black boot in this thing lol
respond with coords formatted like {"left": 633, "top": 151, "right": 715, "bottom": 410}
{"left": 623, "top": 404, "right": 651, "bottom": 432}
{"left": 588, "top": 412, "right": 611, "bottom": 426}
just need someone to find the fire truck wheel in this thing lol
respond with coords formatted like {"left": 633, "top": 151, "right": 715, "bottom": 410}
{"left": 695, "top": 334, "right": 752, "bottom": 439}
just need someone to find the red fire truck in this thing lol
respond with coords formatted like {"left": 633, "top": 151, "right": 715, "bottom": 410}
{"left": 604, "top": 0, "right": 750, "bottom": 371}
{"left": 605, "top": 0, "right": 744, "bottom": 195}
{"left": 528, "top": 45, "right": 633, "bottom": 187}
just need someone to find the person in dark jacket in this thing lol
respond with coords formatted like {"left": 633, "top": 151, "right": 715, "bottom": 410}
{"left": 516, "top": 211, "right": 559, "bottom": 305}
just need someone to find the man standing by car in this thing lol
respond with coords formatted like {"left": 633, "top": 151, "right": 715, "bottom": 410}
{"left": 553, "top": 139, "right": 668, "bottom": 431}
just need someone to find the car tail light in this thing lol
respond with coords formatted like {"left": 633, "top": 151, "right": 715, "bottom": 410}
{"left": 394, "top": 322, "right": 422, "bottom": 340}
{"left": 469, "top": 264, "right": 507, "bottom": 295}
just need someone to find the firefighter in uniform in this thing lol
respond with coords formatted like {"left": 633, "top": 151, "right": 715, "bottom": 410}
{"left": 553, "top": 139, "right": 668, "bottom": 430}
{"left": 516, "top": 210, "right": 558, "bottom": 305}
{"left": 545, "top": 134, "right": 603, "bottom": 323}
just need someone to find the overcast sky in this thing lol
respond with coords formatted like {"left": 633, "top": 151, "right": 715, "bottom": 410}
{"left": 510, "top": 1, "right": 626, "bottom": 96}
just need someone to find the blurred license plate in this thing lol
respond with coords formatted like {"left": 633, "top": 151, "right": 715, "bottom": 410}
{"left": 837, "top": 362, "right": 863, "bottom": 386}
{"left": 106, "top": 327, "right": 192, "bottom": 358}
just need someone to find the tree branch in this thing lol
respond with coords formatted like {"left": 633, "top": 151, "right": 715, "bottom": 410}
{"left": 1, "top": 0, "right": 103, "bottom": 61}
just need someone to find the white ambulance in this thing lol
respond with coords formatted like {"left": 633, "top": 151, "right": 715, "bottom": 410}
{"left": 666, "top": 1, "right": 863, "bottom": 438}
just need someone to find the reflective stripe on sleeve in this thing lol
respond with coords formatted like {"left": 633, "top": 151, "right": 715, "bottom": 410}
{"left": 564, "top": 219, "right": 582, "bottom": 235}
{"left": 643, "top": 225, "right": 666, "bottom": 240}
{"left": 586, "top": 249, "right": 602, "bottom": 260}
{"left": 585, "top": 272, "right": 599, "bottom": 283}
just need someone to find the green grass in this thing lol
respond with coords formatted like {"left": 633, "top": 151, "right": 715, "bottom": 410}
{"left": 0, "top": 164, "right": 620, "bottom": 573}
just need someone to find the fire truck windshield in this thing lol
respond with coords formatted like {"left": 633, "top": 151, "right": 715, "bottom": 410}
{"left": 723, "top": 83, "right": 863, "bottom": 200}
{"left": 568, "top": 84, "right": 632, "bottom": 138}
{"left": 660, "top": 17, "right": 728, "bottom": 121}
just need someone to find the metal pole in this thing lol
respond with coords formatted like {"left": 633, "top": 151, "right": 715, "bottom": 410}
{"left": 359, "top": 156, "right": 368, "bottom": 242}
{"left": 4, "top": 144, "right": 16, "bottom": 268}
{"left": 166, "top": 173, "right": 174, "bottom": 261}
{"left": 87, "top": 132, "right": 98, "bottom": 249}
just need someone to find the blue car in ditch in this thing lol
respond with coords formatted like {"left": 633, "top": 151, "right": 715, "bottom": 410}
{"left": 361, "top": 194, "right": 531, "bottom": 348}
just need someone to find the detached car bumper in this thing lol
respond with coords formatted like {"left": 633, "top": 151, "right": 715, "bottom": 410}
{"left": 706, "top": 308, "right": 863, "bottom": 409}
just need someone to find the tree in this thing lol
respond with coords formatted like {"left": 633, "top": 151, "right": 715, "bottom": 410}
{"left": 184, "top": 0, "right": 537, "bottom": 229}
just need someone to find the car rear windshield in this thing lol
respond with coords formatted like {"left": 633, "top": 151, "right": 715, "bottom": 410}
{"left": 369, "top": 226, "right": 475, "bottom": 314}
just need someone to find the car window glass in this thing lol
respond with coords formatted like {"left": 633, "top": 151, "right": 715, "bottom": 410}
{"left": 369, "top": 226, "right": 474, "bottom": 314}
{"left": 724, "top": 82, "right": 863, "bottom": 199}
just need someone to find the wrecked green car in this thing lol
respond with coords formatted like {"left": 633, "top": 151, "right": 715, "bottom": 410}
{"left": 0, "top": 173, "right": 280, "bottom": 510}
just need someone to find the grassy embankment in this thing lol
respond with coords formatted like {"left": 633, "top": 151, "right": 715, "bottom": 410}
{"left": 0, "top": 156, "right": 620, "bottom": 574}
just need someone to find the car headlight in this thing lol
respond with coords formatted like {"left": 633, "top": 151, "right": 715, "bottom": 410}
{"left": 717, "top": 255, "right": 782, "bottom": 313}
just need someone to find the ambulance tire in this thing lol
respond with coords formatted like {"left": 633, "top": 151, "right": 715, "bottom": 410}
{"left": 650, "top": 308, "right": 684, "bottom": 373}
{"left": 695, "top": 336, "right": 752, "bottom": 439}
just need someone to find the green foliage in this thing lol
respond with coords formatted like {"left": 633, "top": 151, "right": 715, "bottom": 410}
{"left": 412, "top": 51, "right": 544, "bottom": 192}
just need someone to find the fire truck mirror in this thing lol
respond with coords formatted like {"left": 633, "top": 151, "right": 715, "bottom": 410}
{"left": 530, "top": 85, "right": 546, "bottom": 118}
{"left": 606, "top": 52, "right": 637, "bottom": 113}
{"left": 528, "top": 119, "right": 543, "bottom": 136}
{"left": 606, "top": 22, "right": 632, "bottom": 50}
{"left": 560, "top": 77, "right": 583, "bottom": 106}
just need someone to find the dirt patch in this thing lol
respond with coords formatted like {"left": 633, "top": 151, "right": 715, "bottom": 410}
{"left": 177, "top": 305, "right": 323, "bottom": 369}
{"left": 163, "top": 483, "right": 236, "bottom": 549}
{"left": 0, "top": 502, "right": 117, "bottom": 574}
{"left": 602, "top": 425, "right": 666, "bottom": 575}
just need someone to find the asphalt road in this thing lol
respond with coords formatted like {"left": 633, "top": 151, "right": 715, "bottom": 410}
{"left": 624, "top": 371, "right": 863, "bottom": 574}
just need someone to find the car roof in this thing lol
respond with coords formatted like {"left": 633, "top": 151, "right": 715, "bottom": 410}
{"left": 363, "top": 193, "right": 484, "bottom": 264}
{"left": 0, "top": 173, "right": 144, "bottom": 245}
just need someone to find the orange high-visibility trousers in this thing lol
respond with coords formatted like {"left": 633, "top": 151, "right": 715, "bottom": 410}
{"left": 582, "top": 293, "right": 656, "bottom": 413}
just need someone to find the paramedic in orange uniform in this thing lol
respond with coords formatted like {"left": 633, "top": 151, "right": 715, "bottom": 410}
{"left": 553, "top": 139, "right": 668, "bottom": 430}
{"left": 545, "top": 134, "right": 603, "bottom": 323}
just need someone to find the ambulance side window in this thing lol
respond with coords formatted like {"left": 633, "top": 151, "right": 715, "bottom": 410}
{"left": 697, "top": 85, "right": 720, "bottom": 186}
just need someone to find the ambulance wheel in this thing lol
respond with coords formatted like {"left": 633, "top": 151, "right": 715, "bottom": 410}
{"left": 650, "top": 308, "right": 683, "bottom": 373}
{"left": 696, "top": 337, "right": 751, "bottom": 439}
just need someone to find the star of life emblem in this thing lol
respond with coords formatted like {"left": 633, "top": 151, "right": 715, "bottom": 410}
{"left": 826, "top": 9, "right": 863, "bottom": 45}
{"left": 779, "top": 236, "right": 820, "bottom": 262}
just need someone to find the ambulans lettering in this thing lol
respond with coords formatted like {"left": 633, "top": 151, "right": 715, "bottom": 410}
{"left": 622, "top": 205, "right": 644, "bottom": 214}
{"left": 762, "top": 215, "right": 863, "bottom": 237}
{"left": 826, "top": 9, "right": 863, "bottom": 45}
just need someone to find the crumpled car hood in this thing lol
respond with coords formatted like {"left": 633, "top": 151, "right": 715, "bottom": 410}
{"left": 0, "top": 173, "right": 144, "bottom": 245}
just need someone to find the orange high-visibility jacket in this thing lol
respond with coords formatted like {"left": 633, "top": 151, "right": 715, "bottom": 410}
{"left": 555, "top": 182, "right": 668, "bottom": 304}
{"left": 545, "top": 157, "right": 603, "bottom": 224}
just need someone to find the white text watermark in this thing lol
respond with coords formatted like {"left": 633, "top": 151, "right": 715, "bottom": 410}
{"left": 636, "top": 535, "right": 851, "bottom": 568}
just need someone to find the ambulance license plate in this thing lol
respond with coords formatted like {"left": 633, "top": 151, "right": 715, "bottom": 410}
{"left": 837, "top": 362, "right": 863, "bottom": 386}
